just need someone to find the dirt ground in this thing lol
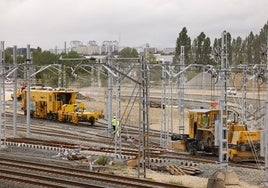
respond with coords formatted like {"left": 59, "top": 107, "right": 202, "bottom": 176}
{"left": 79, "top": 86, "right": 189, "bottom": 134}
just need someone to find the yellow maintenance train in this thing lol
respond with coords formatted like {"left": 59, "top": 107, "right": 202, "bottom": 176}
{"left": 20, "top": 87, "right": 103, "bottom": 125}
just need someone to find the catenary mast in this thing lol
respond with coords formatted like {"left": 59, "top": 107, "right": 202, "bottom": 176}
{"left": 0, "top": 41, "right": 6, "bottom": 147}
{"left": 218, "top": 31, "right": 229, "bottom": 168}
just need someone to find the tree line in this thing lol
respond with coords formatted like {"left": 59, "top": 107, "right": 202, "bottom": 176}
{"left": 174, "top": 21, "right": 268, "bottom": 67}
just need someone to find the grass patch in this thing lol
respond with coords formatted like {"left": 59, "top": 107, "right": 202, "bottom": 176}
{"left": 94, "top": 156, "right": 108, "bottom": 165}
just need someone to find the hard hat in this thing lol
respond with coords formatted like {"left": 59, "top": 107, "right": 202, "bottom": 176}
{"left": 113, "top": 116, "right": 116, "bottom": 118}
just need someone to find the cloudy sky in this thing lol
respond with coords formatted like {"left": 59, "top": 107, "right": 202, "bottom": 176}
{"left": 0, "top": 0, "right": 267, "bottom": 50}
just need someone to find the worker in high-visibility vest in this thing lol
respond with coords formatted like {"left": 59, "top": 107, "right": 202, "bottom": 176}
{"left": 111, "top": 116, "right": 118, "bottom": 131}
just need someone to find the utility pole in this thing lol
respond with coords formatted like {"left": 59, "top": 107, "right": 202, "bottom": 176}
{"left": 114, "top": 62, "right": 122, "bottom": 158}
{"left": 167, "top": 62, "right": 173, "bottom": 136}
{"left": 160, "top": 61, "right": 168, "bottom": 147}
{"left": 138, "top": 55, "right": 150, "bottom": 178}
{"left": 64, "top": 42, "right": 67, "bottom": 54}
{"left": 241, "top": 65, "right": 247, "bottom": 124}
{"left": 178, "top": 46, "right": 185, "bottom": 134}
{"left": 107, "top": 46, "right": 113, "bottom": 138}
{"left": 0, "top": 41, "right": 6, "bottom": 147}
{"left": 63, "top": 65, "right": 66, "bottom": 88}
{"left": 160, "top": 61, "right": 173, "bottom": 148}
{"left": 58, "top": 64, "right": 62, "bottom": 87}
{"left": 13, "top": 45, "right": 18, "bottom": 137}
{"left": 264, "top": 30, "right": 268, "bottom": 186}
{"left": 26, "top": 44, "right": 31, "bottom": 138}
{"left": 218, "top": 31, "right": 229, "bottom": 169}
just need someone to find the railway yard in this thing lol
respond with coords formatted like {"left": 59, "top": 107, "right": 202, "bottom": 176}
{"left": 0, "top": 85, "right": 265, "bottom": 188}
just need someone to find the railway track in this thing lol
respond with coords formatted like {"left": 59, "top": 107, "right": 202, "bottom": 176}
{"left": 0, "top": 156, "right": 188, "bottom": 188}
{"left": 5, "top": 111, "right": 165, "bottom": 155}
{"left": 5, "top": 136, "right": 262, "bottom": 172}
{"left": 5, "top": 111, "right": 263, "bottom": 170}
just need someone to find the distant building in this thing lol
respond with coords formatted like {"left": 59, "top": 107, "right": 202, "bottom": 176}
{"left": 162, "top": 48, "right": 175, "bottom": 55}
{"left": 146, "top": 47, "right": 157, "bottom": 54}
{"left": 154, "top": 54, "right": 174, "bottom": 63}
{"left": 74, "top": 40, "right": 119, "bottom": 55}
{"left": 76, "top": 46, "right": 101, "bottom": 55}
{"left": 65, "top": 40, "right": 174, "bottom": 57}
{"left": 70, "top": 40, "right": 83, "bottom": 51}
{"left": 87, "top": 40, "right": 98, "bottom": 46}
{"left": 101, "top": 40, "right": 119, "bottom": 55}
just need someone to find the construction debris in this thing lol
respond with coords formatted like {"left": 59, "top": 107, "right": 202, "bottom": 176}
{"left": 149, "top": 101, "right": 165, "bottom": 109}
{"left": 127, "top": 158, "right": 138, "bottom": 167}
{"left": 154, "top": 165, "right": 201, "bottom": 176}
{"left": 67, "top": 153, "right": 87, "bottom": 160}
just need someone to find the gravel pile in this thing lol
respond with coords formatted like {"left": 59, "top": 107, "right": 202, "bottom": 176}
{"left": 197, "top": 162, "right": 265, "bottom": 186}
{"left": 156, "top": 158, "right": 265, "bottom": 187}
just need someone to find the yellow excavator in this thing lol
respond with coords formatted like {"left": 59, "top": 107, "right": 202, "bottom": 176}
{"left": 171, "top": 108, "right": 261, "bottom": 162}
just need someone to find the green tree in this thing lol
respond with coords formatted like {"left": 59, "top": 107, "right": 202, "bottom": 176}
{"left": 231, "top": 36, "right": 244, "bottom": 65}
{"left": 32, "top": 50, "right": 58, "bottom": 65}
{"left": 118, "top": 47, "right": 139, "bottom": 58}
{"left": 31, "top": 50, "right": 60, "bottom": 86}
{"left": 192, "top": 32, "right": 212, "bottom": 65}
{"left": 244, "top": 31, "right": 255, "bottom": 64}
{"left": 144, "top": 53, "right": 157, "bottom": 64}
{"left": 65, "top": 51, "right": 81, "bottom": 58}
{"left": 212, "top": 38, "right": 221, "bottom": 65}
{"left": 259, "top": 21, "right": 268, "bottom": 63}
{"left": 175, "top": 27, "right": 191, "bottom": 64}
{"left": 4, "top": 52, "right": 12, "bottom": 64}
{"left": 212, "top": 32, "right": 232, "bottom": 66}
{"left": 226, "top": 32, "right": 232, "bottom": 65}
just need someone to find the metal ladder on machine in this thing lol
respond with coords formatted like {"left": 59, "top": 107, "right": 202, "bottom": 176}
{"left": 246, "top": 132, "right": 262, "bottom": 168}
{"left": 0, "top": 41, "right": 6, "bottom": 148}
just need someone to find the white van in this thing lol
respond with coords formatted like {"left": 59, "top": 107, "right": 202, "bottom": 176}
{"left": 227, "top": 87, "right": 237, "bottom": 95}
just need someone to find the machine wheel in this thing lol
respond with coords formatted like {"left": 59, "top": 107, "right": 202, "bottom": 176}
{"left": 187, "top": 142, "right": 197, "bottom": 155}
{"left": 189, "top": 148, "right": 197, "bottom": 155}
{"left": 89, "top": 117, "right": 95, "bottom": 126}
{"left": 47, "top": 113, "right": 53, "bottom": 120}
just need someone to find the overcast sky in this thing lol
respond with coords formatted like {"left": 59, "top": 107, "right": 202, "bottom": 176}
{"left": 0, "top": 0, "right": 267, "bottom": 50}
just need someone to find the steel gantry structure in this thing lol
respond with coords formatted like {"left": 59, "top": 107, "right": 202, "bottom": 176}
{"left": 102, "top": 51, "right": 150, "bottom": 178}
{"left": 0, "top": 41, "right": 6, "bottom": 147}
{"left": 178, "top": 46, "right": 185, "bottom": 134}
{"left": 263, "top": 31, "right": 268, "bottom": 186}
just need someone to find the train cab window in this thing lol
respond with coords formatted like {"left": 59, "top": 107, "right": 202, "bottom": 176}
{"left": 202, "top": 114, "right": 209, "bottom": 127}
{"left": 56, "top": 93, "right": 72, "bottom": 104}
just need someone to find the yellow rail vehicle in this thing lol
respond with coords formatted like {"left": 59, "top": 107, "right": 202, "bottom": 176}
{"left": 171, "top": 108, "right": 261, "bottom": 162}
{"left": 21, "top": 88, "right": 102, "bottom": 125}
